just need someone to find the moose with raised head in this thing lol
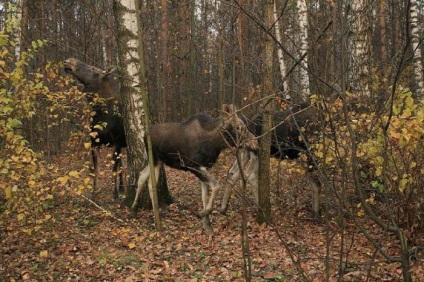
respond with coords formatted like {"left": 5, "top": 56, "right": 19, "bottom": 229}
{"left": 64, "top": 58, "right": 126, "bottom": 200}
{"left": 132, "top": 104, "right": 258, "bottom": 234}
{"left": 220, "top": 103, "right": 321, "bottom": 217}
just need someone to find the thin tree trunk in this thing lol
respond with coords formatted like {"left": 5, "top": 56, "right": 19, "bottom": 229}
{"left": 273, "top": 0, "right": 289, "bottom": 96}
{"left": 160, "top": 0, "right": 169, "bottom": 120}
{"left": 188, "top": 0, "right": 196, "bottom": 115}
{"left": 14, "top": 0, "right": 23, "bottom": 61}
{"left": 379, "top": 0, "right": 388, "bottom": 65}
{"left": 409, "top": 0, "right": 424, "bottom": 97}
{"left": 296, "top": 0, "right": 310, "bottom": 99}
{"left": 350, "top": 0, "right": 371, "bottom": 96}
{"left": 257, "top": 0, "right": 273, "bottom": 225}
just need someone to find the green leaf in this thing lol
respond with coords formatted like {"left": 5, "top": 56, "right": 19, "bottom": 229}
{"left": 8, "top": 118, "right": 22, "bottom": 128}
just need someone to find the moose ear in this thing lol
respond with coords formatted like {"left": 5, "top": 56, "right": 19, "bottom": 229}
{"left": 101, "top": 66, "right": 117, "bottom": 79}
{"left": 222, "top": 104, "right": 236, "bottom": 115}
{"left": 106, "top": 66, "right": 117, "bottom": 74}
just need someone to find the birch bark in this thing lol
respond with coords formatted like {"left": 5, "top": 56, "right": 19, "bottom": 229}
{"left": 410, "top": 0, "right": 424, "bottom": 97}
{"left": 296, "top": 0, "right": 310, "bottom": 98}
{"left": 273, "top": 0, "right": 289, "bottom": 97}
{"left": 114, "top": 0, "right": 169, "bottom": 230}
{"left": 350, "top": 0, "right": 371, "bottom": 96}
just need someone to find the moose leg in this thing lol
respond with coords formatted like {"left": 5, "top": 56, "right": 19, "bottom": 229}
{"left": 307, "top": 155, "right": 321, "bottom": 219}
{"left": 147, "top": 163, "right": 161, "bottom": 210}
{"left": 246, "top": 151, "right": 259, "bottom": 205}
{"left": 200, "top": 182, "right": 213, "bottom": 234}
{"left": 221, "top": 150, "right": 259, "bottom": 214}
{"left": 132, "top": 165, "right": 151, "bottom": 210}
{"left": 91, "top": 147, "right": 99, "bottom": 198}
{"left": 221, "top": 150, "right": 250, "bottom": 214}
{"left": 198, "top": 167, "right": 220, "bottom": 218}
{"left": 112, "top": 147, "right": 123, "bottom": 200}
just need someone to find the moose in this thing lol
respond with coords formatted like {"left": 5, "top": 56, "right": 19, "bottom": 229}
{"left": 220, "top": 103, "right": 321, "bottom": 217}
{"left": 132, "top": 104, "right": 258, "bottom": 234}
{"left": 64, "top": 58, "right": 126, "bottom": 200}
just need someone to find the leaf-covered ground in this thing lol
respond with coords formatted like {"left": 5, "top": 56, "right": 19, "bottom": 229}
{"left": 1, "top": 150, "right": 423, "bottom": 281}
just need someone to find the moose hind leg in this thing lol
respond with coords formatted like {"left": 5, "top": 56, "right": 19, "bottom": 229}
{"left": 132, "top": 166, "right": 151, "bottom": 210}
{"left": 198, "top": 167, "right": 220, "bottom": 218}
{"left": 200, "top": 182, "right": 213, "bottom": 234}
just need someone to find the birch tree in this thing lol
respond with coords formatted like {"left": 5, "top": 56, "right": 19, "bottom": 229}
{"left": 295, "top": 0, "right": 310, "bottom": 99}
{"left": 114, "top": 0, "right": 168, "bottom": 230}
{"left": 13, "top": 0, "right": 23, "bottom": 61}
{"left": 350, "top": 0, "right": 371, "bottom": 96}
{"left": 273, "top": 0, "right": 289, "bottom": 96}
{"left": 410, "top": 0, "right": 424, "bottom": 97}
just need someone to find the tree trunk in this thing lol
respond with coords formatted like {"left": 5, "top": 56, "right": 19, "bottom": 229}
{"left": 160, "top": 0, "right": 170, "bottom": 120}
{"left": 14, "top": 0, "right": 23, "bottom": 61}
{"left": 295, "top": 0, "right": 310, "bottom": 99}
{"left": 350, "top": 0, "right": 371, "bottom": 96}
{"left": 257, "top": 0, "right": 273, "bottom": 225}
{"left": 273, "top": 0, "right": 289, "bottom": 97}
{"left": 409, "top": 0, "right": 424, "bottom": 97}
{"left": 187, "top": 0, "right": 196, "bottom": 116}
{"left": 113, "top": 0, "right": 172, "bottom": 214}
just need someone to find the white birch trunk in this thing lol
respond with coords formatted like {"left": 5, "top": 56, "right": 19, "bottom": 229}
{"left": 296, "top": 0, "right": 310, "bottom": 98}
{"left": 118, "top": 0, "right": 161, "bottom": 230}
{"left": 273, "top": 0, "right": 289, "bottom": 98}
{"left": 14, "top": 0, "right": 23, "bottom": 61}
{"left": 119, "top": 0, "right": 145, "bottom": 146}
{"left": 410, "top": 0, "right": 424, "bottom": 97}
{"left": 350, "top": 0, "right": 371, "bottom": 96}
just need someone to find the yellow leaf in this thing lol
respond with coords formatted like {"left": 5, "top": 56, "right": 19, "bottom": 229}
{"left": 84, "top": 142, "right": 91, "bottom": 149}
{"left": 39, "top": 250, "right": 48, "bottom": 258}
{"left": 69, "top": 170, "right": 79, "bottom": 177}
{"left": 128, "top": 242, "right": 136, "bottom": 249}
{"left": 401, "top": 108, "right": 411, "bottom": 118}
{"left": 44, "top": 214, "right": 52, "bottom": 221}
{"left": 5, "top": 187, "right": 12, "bottom": 199}
{"left": 17, "top": 213, "right": 25, "bottom": 221}
{"left": 57, "top": 176, "right": 69, "bottom": 186}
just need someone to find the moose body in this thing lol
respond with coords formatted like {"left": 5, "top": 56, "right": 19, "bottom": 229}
{"left": 64, "top": 58, "right": 126, "bottom": 200}
{"left": 221, "top": 103, "right": 321, "bottom": 216}
{"left": 132, "top": 104, "right": 257, "bottom": 234}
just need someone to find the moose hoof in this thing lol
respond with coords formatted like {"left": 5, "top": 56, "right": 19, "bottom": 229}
{"left": 198, "top": 209, "right": 212, "bottom": 218}
{"left": 220, "top": 207, "right": 228, "bottom": 215}
{"left": 202, "top": 217, "right": 213, "bottom": 235}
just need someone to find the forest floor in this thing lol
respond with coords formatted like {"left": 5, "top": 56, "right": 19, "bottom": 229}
{"left": 1, "top": 149, "right": 423, "bottom": 281}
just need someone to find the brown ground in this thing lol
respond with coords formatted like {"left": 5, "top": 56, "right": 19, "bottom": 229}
{"left": 1, "top": 149, "right": 423, "bottom": 281}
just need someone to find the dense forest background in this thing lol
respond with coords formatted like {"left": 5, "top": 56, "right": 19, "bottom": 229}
{"left": 1, "top": 0, "right": 423, "bottom": 281}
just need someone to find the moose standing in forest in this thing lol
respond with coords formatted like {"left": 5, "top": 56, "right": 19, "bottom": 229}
{"left": 220, "top": 103, "right": 321, "bottom": 218}
{"left": 64, "top": 58, "right": 126, "bottom": 200}
{"left": 132, "top": 104, "right": 258, "bottom": 233}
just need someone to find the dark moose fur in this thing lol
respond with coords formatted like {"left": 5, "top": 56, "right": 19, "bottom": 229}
{"left": 132, "top": 104, "right": 258, "bottom": 234}
{"left": 64, "top": 58, "right": 126, "bottom": 200}
{"left": 222, "top": 102, "right": 320, "bottom": 215}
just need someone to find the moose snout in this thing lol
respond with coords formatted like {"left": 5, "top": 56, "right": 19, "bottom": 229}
{"left": 247, "top": 134, "right": 258, "bottom": 150}
{"left": 63, "top": 58, "right": 77, "bottom": 73}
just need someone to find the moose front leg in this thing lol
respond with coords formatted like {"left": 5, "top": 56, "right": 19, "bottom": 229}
{"left": 91, "top": 147, "right": 100, "bottom": 198}
{"left": 198, "top": 171, "right": 220, "bottom": 218}
{"left": 112, "top": 148, "right": 123, "bottom": 201}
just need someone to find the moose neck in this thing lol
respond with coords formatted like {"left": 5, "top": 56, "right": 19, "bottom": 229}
{"left": 218, "top": 119, "right": 239, "bottom": 149}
